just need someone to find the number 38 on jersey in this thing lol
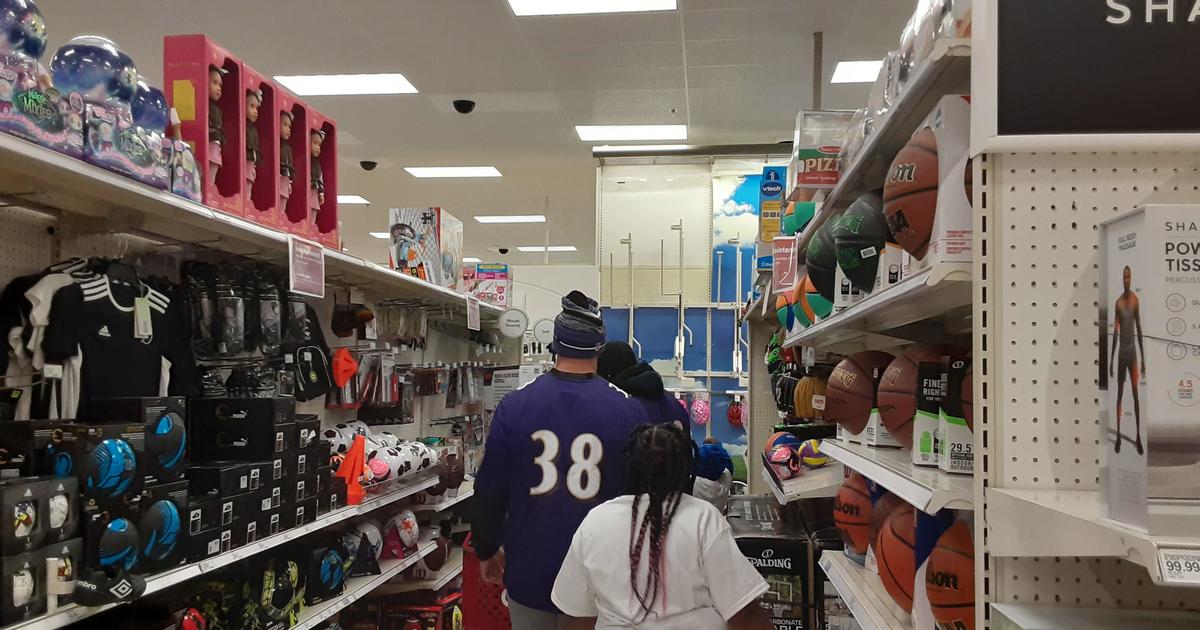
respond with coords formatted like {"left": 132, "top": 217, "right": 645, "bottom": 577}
{"left": 529, "top": 430, "right": 603, "bottom": 500}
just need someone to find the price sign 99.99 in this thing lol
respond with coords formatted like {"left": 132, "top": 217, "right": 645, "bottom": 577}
{"left": 1158, "top": 549, "right": 1200, "bottom": 585}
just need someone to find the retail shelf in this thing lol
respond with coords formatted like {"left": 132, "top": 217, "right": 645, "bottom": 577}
{"left": 414, "top": 481, "right": 474, "bottom": 512}
{"left": 818, "top": 551, "right": 911, "bottom": 630}
{"left": 783, "top": 262, "right": 972, "bottom": 351}
{"left": 0, "top": 132, "right": 499, "bottom": 318}
{"left": 820, "top": 440, "right": 972, "bottom": 514}
{"left": 294, "top": 540, "right": 438, "bottom": 630}
{"left": 377, "top": 548, "right": 465, "bottom": 594}
{"left": 793, "top": 38, "right": 971, "bottom": 260}
{"left": 6, "top": 473, "right": 439, "bottom": 630}
{"left": 986, "top": 488, "right": 1200, "bottom": 587}
{"left": 991, "top": 603, "right": 1200, "bottom": 629}
{"left": 761, "top": 463, "right": 843, "bottom": 505}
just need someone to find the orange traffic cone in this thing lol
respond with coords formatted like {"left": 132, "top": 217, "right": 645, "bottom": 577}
{"left": 337, "top": 434, "right": 368, "bottom": 505}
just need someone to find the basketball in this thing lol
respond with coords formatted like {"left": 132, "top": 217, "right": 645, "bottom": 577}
{"left": 806, "top": 221, "right": 838, "bottom": 302}
{"left": 798, "top": 276, "right": 833, "bottom": 327}
{"left": 877, "top": 345, "right": 948, "bottom": 449}
{"left": 962, "top": 367, "right": 974, "bottom": 432}
{"left": 927, "top": 520, "right": 975, "bottom": 629}
{"left": 870, "top": 492, "right": 906, "bottom": 549}
{"left": 877, "top": 506, "right": 917, "bottom": 612}
{"left": 833, "top": 473, "right": 872, "bottom": 554}
{"left": 827, "top": 351, "right": 894, "bottom": 434}
{"left": 790, "top": 279, "right": 809, "bottom": 329}
{"left": 832, "top": 192, "right": 888, "bottom": 294}
{"left": 883, "top": 128, "right": 940, "bottom": 260}
{"left": 775, "top": 293, "right": 794, "bottom": 330}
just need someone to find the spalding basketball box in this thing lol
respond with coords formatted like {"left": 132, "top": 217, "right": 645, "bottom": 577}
{"left": 728, "top": 496, "right": 821, "bottom": 630}
{"left": 1099, "top": 204, "right": 1200, "bottom": 535}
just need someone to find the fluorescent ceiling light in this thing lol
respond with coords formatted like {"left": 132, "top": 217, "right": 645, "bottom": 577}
{"left": 274, "top": 73, "right": 418, "bottom": 96}
{"left": 593, "top": 144, "right": 690, "bottom": 153}
{"left": 831, "top": 60, "right": 883, "bottom": 84}
{"left": 518, "top": 245, "right": 577, "bottom": 253}
{"left": 463, "top": 257, "right": 483, "bottom": 263}
{"left": 405, "top": 166, "right": 502, "bottom": 178}
{"left": 369, "top": 232, "right": 390, "bottom": 239}
{"left": 508, "top": 0, "right": 675, "bottom": 16}
{"left": 474, "top": 215, "right": 546, "bottom": 224}
{"left": 337, "top": 195, "right": 370, "bottom": 204}
{"left": 575, "top": 125, "right": 687, "bottom": 142}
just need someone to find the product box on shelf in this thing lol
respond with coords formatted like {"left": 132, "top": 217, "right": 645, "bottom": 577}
{"left": 278, "top": 89, "right": 310, "bottom": 236}
{"left": 163, "top": 34, "right": 245, "bottom": 216}
{"left": 0, "top": 419, "right": 77, "bottom": 478}
{"left": 241, "top": 62, "right": 281, "bottom": 228}
{"left": 938, "top": 357, "right": 972, "bottom": 475}
{"left": 308, "top": 107, "right": 338, "bottom": 248}
{"left": 463, "top": 263, "right": 512, "bottom": 308}
{"left": 43, "top": 537, "right": 82, "bottom": 606}
{"left": 322, "top": 473, "right": 346, "bottom": 514}
{"left": 0, "top": 51, "right": 85, "bottom": 159}
{"left": 88, "top": 396, "right": 188, "bottom": 484}
{"left": 440, "top": 210, "right": 463, "bottom": 291}
{"left": 187, "top": 492, "right": 234, "bottom": 535}
{"left": 40, "top": 476, "right": 79, "bottom": 544}
{"left": 0, "top": 546, "right": 45, "bottom": 624}
{"left": 787, "top": 110, "right": 851, "bottom": 205}
{"left": 68, "top": 421, "right": 171, "bottom": 493}
{"left": 289, "top": 497, "right": 318, "bottom": 530}
{"left": 278, "top": 471, "right": 318, "bottom": 506}
{"left": 132, "top": 480, "right": 189, "bottom": 572}
{"left": 186, "top": 461, "right": 249, "bottom": 496}
{"left": 83, "top": 100, "right": 170, "bottom": 189}
{"left": 296, "top": 414, "right": 320, "bottom": 450}
{"left": 188, "top": 398, "right": 296, "bottom": 461}
{"left": 758, "top": 165, "right": 787, "bottom": 242}
{"left": 875, "top": 239, "right": 904, "bottom": 292}
{"left": 389, "top": 207, "right": 443, "bottom": 284}
{"left": 188, "top": 524, "right": 234, "bottom": 562}
{"left": 864, "top": 409, "right": 901, "bottom": 448}
{"left": 832, "top": 265, "right": 863, "bottom": 314}
{"left": 1099, "top": 204, "right": 1200, "bottom": 534}
{"left": 170, "top": 137, "right": 203, "bottom": 202}
{"left": 913, "top": 359, "right": 946, "bottom": 467}
{"left": 383, "top": 593, "right": 464, "bottom": 630}
{"left": 728, "top": 497, "right": 818, "bottom": 630}
{"left": 0, "top": 476, "right": 51, "bottom": 555}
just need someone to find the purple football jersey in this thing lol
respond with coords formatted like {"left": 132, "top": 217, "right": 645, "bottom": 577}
{"left": 474, "top": 370, "right": 648, "bottom": 612}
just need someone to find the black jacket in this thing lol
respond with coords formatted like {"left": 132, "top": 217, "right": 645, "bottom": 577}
{"left": 609, "top": 362, "right": 692, "bottom": 433}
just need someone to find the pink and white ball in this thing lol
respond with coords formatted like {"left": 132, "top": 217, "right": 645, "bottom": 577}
{"left": 768, "top": 444, "right": 801, "bottom": 480}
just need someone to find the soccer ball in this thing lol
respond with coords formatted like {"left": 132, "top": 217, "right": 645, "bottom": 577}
{"left": 342, "top": 421, "right": 370, "bottom": 438}
{"left": 375, "top": 431, "right": 400, "bottom": 448}
{"left": 13, "top": 501, "right": 35, "bottom": 537}
{"left": 387, "top": 510, "right": 420, "bottom": 549}
{"left": 352, "top": 522, "right": 384, "bottom": 559}
{"left": 48, "top": 493, "right": 69, "bottom": 529}
{"left": 323, "top": 427, "right": 352, "bottom": 455}
{"left": 407, "top": 442, "right": 433, "bottom": 471}
{"left": 12, "top": 568, "right": 33, "bottom": 606}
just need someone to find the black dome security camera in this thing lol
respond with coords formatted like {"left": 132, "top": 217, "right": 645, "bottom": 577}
{"left": 498, "top": 247, "right": 509, "bottom": 255}
{"left": 360, "top": 160, "right": 378, "bottom": 171}
{"left": 453, "top": 99, "right": 476, "bottom": 114}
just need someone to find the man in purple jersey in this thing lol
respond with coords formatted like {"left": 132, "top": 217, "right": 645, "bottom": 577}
{"left": 472, "top": 291, "right": 647, "bottom": 629}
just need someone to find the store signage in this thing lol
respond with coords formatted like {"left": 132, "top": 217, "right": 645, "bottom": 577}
{"left": 758, "top": 166, "right": 787, "bottom": 242}
{"left": 467, "top": 296, "right": 481, "bottom": 331}
{"left": 288, "top": 236, "right": 325, "bottom": 299}
{"left": 997, "top": 0, "right": 1200, "bottom": 135}
{"left": 532, "top": 319, "right": 555, "bottom": 345}
{"left": 771, "top": 236, "right": 797, "bottom": 293}
{"left": 498, "top": 308, "right": 529, "bottom": 339}
{"left": 1158, "top": 548, "right": 1200, "bottom": 585}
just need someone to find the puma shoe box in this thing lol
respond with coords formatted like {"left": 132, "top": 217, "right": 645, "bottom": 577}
{"left": 87, "top": 397, "right": 188, "bottom": 485}
{"left": 188, "top": 398, "right": 296, "bottom": 461}
{"left": 728, "top": 496, "right": 819, "bottom": 630}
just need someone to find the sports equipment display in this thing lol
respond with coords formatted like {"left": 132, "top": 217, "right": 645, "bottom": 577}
{"left": 323, "top": 426, "right": 352, "bottom": 455}
{"left": 876, "top": 506, "right": 917, "bottom": 612}
{"left": 147, "top": 411, "right": 187, "bottom": 476}
{"left": 258, "top": 558, "right": 298, "bottom": 623}
{"left": 826, "top": 351, "right": 894, "bottom": 434}
{"left": 883, "top": 127, "right": 939, "bottom": 260}
{"left": 390, "top": 509, "right": 419, "bottom": 549}
{"left": 49, "top": 35, "right": 138, "bottom": 105}
{"left": 833, "top": 473, "right": 872, "bottom": 555}
{"left": 82, "top": 438, "right": 137, "bottom": 499}
{"left": 138, "top": 499, "right": 181, "bottom": 562}
{"left": 764, "top": 431, "right": 802, "bottom": 455}
{"left": 927, "top": 520, "right": 975, "bottom": 629}
{"left": 375, "top": 431, "right": 401, "bottom": 447}
{"left": 48, "top": 493, "right": 69, "bottom": 529}
{"left": 98, "top": 517, "right": 139, "bottom": 571}
{"left": 351, "top": 522, "right": 383, "bottom": 559}
{"left": 805, "top": 221, "right": 839, "bottom": 302}
{"left": 775, "top": 292, "right": 794, "bottom": 330}
{"left": 832, "top": 192, "right": 889, "bottom": 293}
{"left": 797, "top": 276, "right": 833, "bottom": 327}
{"left": 12, "top": 567, "right": 32, "bottom": 606}
{"left": 796, "top": 439, "right": 828, "bottom": 468}
{"left": 366, "top": 454, "right": 391, "bottom": 482}
{"left": 13, "top": 500, "right": 34, "bottom": 536}
{"left": 878, "top": 345, "right": 948, "bottom": 449}
{"left": 768, "top": 445, "right": 801, "bottom": 480}
{"left": 869, "top": 492, "right": 905, "bottom": 549}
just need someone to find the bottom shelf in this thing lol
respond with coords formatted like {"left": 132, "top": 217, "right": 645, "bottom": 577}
{"left": 818, "top": 551, "right": 911, "bottom": 630}
{"left": 991, "top": 604, "right": 1200, "bottom": 629}
{"left": 294, "top": 540, "right": 437, "bottom": 630}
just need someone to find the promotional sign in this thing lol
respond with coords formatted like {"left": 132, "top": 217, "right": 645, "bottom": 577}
{"left": 288, "top": 236, "right": 325, "bottom": 298}
{"left": 464, "top": 263, "right": 512, "bottom": 308}
{"left": 995, "top": 0, "right": 1200, "bottom": 136}
{"left": 467, "top": 296, "right": 480, "bottom": 331}
{"left": 758, "top": 166, "right": 787, "bottom": 242}
{"left": 498, "top": 308, "right": 529, "bottom": 339}
{"left": 771, "top": 236, "right": 797, "bottom": 293}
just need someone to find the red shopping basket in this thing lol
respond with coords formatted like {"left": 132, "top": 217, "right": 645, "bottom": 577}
{"left": 463, "top": 534, "right": 511, "bottom": 630}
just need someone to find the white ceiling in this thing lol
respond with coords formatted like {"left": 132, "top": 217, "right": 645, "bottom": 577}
{"left": 37, "top": 0, "right": 914, "bottom": 266}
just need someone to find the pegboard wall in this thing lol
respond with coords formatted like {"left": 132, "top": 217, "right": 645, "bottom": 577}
{"left": 746, "top": 318, "right": 777, "bottom": 495}
{"left": 976, "top": 152, "right": 1200, "bottom": 620}
{"left": 601, "top": 266, "right": 711, "bottom": 306}
{"left": 0, "top": 208, "right": 54, "bottom": 286}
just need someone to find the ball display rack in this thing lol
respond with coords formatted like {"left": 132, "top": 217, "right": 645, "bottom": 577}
{"left": 293, "top": 540, "right": 438, "bottom": 630}
{"left": 413, "top": 480, "right": 475, "bottom": 513}
{"left": 378, "top": 547, "right": 465, "bottom": 595}
{"left": 760, "top": 462, "right": 843, "bottom": 506}
{"left": 820, "top": 440, "right": 972, "bottom": 515}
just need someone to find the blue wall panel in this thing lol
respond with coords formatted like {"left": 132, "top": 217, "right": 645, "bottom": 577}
{"left": 601, "top": 307, "right": 630, "bottom": 344}
{"left": 632, "top": 308, "right": 677, "bottom": 363}
{"left": 711, "top": 244, "right": 757, "bottom": 303}
{"left": 683, "top": 308, "right": 709, "bottom": 372}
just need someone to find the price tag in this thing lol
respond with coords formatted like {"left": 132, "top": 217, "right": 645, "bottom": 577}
{"left": 1158, "top": 548, "right": 1200, "bottom": 585}
{"left": 812, "top": 394, "right": 826, "bottom": 411}
{"left": 133, "top": 297, "right": 153, "bottom": 339}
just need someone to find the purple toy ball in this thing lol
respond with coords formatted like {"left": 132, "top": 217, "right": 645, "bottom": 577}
{"left": 50, "top": 35, "right": 138, "bottom": 105}
{"left": 0, "top": 0, "right": 46, "bottom": 59}
{"left": 131, "top": 79, "right": 169, "bottom": 134}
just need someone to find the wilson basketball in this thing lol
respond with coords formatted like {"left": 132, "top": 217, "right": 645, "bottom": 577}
{"left": 826, "top": 351, "right": 894, "bottom": 434}
{"left": 833, "top": 473, "right": 872, "bottom": 554}
{"left": 877, "top": 345, "right": 947, "bottom": 449}
{"left": 962, "top": 367, "right": 974, "bottom": 432}
{"left": 927, "top": 520, "right": 975, "bottom": 630}
{"left": 805, "top": 221, "right": 838, "bottom": 302}
{"left": 877, "top": 506, "right": 917, "bottom": 612}
{"left": 832, "top": 192, "right": 888, "bottom": 294}
{"left": 883, "top": 128, "right": 939, "bottom": 260}
{"left": 870, "top": 493, "right": 906, "bottom": 550}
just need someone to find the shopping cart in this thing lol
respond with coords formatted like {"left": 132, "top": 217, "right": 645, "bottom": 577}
{"left": 462, "top": 534, "right": 511, "bottom": 630}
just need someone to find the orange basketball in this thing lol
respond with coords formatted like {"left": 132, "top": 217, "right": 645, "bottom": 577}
{"left": 877, "top": 506, "right": 917, "bottom": 613}
{"left": 870, "top": 493, "right": 906, "bottom": 550}
{"left": 833, "top": 473, "right": 872, "bottom": 554}
{"left": 927, "top": 521, "right": 975, "bottom": 630}
{"left": 826, "top": 351, "right": 894, "bottom": 435}
{"left": 877, "top": 345, "right": 948, "bottom": 449}
{"left": 883, "top": 128, "right": 940, "bottom": 260}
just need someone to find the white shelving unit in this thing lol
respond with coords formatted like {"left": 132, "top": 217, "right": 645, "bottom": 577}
{"left": 9, "top": 474, "right": 439, "bottom": 630}
{"left": 414, "top": 481, "right": 475, "bottom": 513}
{"left": 761, "top": 463, "right": 843, "bottom": 505}
{"left": 378, "top": 547, "right": 465, "bottom": 594}
{"left": 990, "top": 604, "right": 1200, "bottom": 630}
{"left": 784, "top": 262, "right": 972, "bottom": 351}
{"left": 819, "top": 551, "right": 911, "bottom": 630}
{"left": 820, "top": 440, "right": 972, "bottom": 514}
{"left": 294, "top": 540, "right": 438, "bottom": 630}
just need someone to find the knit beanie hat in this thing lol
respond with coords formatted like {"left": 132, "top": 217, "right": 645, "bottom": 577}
{"left": 549, "top": 290, "right": 606, "bottom": 358}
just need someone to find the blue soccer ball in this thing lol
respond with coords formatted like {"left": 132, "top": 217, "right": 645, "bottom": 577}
{"left": 83, "top": 438, "right": 137, "bottom": 498}
{"left": 131, "top": 79, "right": 169, "bottom": 135}
{"left": 146, "top": 411, "right": 186, "bottom": 473}
{"left": 139, "top": 499, "right": 181, "bottom": 562}
{"left": 98, "top": 517, "right": 139, "bottom": 571}
{"left": 319, "top": 547, "right": 344, "bottom": 590}
{"left": 49, "top": 35, "right": 138, "bottom": 104}
{"left": 0, "top": 0, "right": 46, "bottom": 59}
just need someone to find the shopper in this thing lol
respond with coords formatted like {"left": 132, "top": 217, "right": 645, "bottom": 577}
{"left": 598, "top": 341, "right": 692, "bottom": 434}
{"left": 472, "top": 291, "right": 648, "bottom": 630}
{"left": 693, "top": 438, "right": 735, "bottom": 513}
{"left": 551, "top": 423, "right": 772, "bottom": 630}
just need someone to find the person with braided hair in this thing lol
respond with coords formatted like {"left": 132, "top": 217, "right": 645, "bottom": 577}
{"left": 552, "top": 423, "right": 772, "bottom": 629}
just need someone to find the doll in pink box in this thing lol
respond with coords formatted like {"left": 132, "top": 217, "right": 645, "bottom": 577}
{"left": 244, "top": 88, "right": 262, "bottom": 199}
{"left": 279, "top": 110, "right": 294, "bottom": 211}
{"left": 309, "top": 128, "right": 326, "bottom": 220}
{"left": 207, "top": 66, "right": 225, "bottom": 186}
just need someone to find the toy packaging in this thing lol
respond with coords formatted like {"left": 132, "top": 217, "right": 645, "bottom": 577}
{"left": 389, "top": 207, "right": 443, "bottom": 284}
{"left": 84, "top": 90, "right": 170, "bottom": 189}
{"left": 439, "top": 210, "right": 463, "bottom": 291}
{"left": 1100, "top": 204, "right": 1200, "bottom": 534}
{"left": 787, "top": 110, "right": 851, "bottom": 208}
{"left": 919, "top": 95, "right": 972, "bottom": 266}
{"left": 758, "top": 165, "right": 787, "bottom": 242}
{"left": 169, "top": 137, "right": 203, "bottom": 202}
{"left": 463, "top": 263, "right": 512, "bottom": 308}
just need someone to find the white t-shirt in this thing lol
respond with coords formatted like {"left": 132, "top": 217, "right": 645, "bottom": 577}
{"left": 552, "top": 494, "right": 768, "bottom": 629}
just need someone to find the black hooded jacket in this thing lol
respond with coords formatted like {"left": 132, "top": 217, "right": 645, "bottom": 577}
{"left": 609, "top": 361, "right": 692, "bottom": 433}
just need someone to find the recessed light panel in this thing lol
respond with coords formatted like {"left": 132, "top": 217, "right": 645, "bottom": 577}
{"left": 474, "top": 215, "right": 546, "bottom": 224}
{"left": 831, "top": 60, "right": 883, "bottom": 84}
{"left": 274, "top": 73, "right": 418, "bottom": 96}
{"left": 575, "top": 125, "right": 687, "bottom": 142}
{"left": 338, "top": 195, "right": 370, "bottom": 204}
{"left": 405, "top": 166, "right": 503, "bottom": 178}
{"left": 508, "top": 0, "right": 675, "bottom": 16}
{"left": 517, "top": 245, "right": 577, "bottom": 253}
